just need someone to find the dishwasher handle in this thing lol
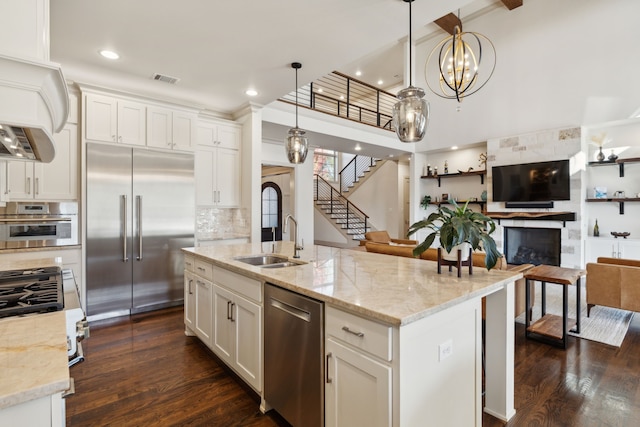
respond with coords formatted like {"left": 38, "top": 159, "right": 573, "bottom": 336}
{"left": 269, "top": 297, "right": 311, "bottom": 322}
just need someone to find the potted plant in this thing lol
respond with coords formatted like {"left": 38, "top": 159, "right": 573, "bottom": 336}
{"left": 407, "top": 200, "right": 501, "bottom": 270}
{"left": 420, "top": 195, "right": 431, "bottom": 209}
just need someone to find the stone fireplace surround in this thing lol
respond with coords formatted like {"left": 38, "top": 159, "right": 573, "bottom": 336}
{"left": 485, "top": 126, "right": 583, "bottom": 269}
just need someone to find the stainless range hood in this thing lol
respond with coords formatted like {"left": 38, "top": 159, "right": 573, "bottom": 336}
{"left": 0, "top": 54, "right": 69, "bottom": 163}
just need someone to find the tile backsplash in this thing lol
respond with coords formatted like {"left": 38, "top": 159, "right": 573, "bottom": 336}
{"left": 196, "top": 207, "right": 250, "bottom": 239}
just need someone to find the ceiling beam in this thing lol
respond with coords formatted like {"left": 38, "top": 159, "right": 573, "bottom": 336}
{"left": 434, "top": 13, "right": 462, "bottom": 35}
{"left": 500, "top": 0, "right": 523, "bottom": 10}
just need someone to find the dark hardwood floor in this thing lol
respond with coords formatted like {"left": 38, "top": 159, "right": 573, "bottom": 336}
{"left": 66, "top": 306, "right": 640, "bottom": 426}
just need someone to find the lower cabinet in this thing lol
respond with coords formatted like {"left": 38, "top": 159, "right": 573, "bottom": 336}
{"left": 325, "top": 305, "right": 393, "bottom": 427}
{"left": 585, "top": 237, "right": 640, "bottom": 262}
{"left": 194, "top": 276, "right": 213, "bottom": 346}
{"left": 325, "top": 338, "right": 392, "bottom": 427}
{"left": 212, "top": 282, "right": 262, "bottom": 391}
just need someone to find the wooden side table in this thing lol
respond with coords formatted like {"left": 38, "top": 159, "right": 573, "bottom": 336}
{"left": 524, "top": 265, "right": 586, "bottom": 349}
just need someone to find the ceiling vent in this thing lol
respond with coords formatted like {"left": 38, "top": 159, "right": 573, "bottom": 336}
{"left": 152, "top": 73, "right": 180, "bottom": 84}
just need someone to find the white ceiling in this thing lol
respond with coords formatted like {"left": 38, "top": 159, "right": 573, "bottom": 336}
{"left": 50, "top": 0, "right": 500, "bottom": 118}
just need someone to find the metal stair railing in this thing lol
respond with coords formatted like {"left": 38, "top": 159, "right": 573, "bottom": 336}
{"left": 279, "top": 71, "right": 396, "bottom": 133}
{"left": 314, "top": 174, "right": 368, "bottom": 237}
{"left": 339, "top": 155, "right": 378, "bottom": 193}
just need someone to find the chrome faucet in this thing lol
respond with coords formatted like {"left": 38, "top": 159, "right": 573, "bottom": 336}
{"left": 284, "top": 214, "right": 303, "bottom": 258}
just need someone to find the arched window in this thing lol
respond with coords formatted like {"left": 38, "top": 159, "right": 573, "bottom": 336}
{"left": 261, "top": 182, "right": 282, "bottom": 241}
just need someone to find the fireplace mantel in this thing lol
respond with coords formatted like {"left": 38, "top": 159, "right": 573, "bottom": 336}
{"left": 487, "top": 211, "right": 576, "bottom": 226}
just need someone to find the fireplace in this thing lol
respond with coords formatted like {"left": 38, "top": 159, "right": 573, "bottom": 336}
{"left": 504, "top": 227, "right": 561, "bottom": 266}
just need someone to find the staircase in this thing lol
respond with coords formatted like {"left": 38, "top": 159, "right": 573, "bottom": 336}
{"left": 314, "top": 175, "right": 370, "bottom": 242}
{"left": 339, "top": 155, "right": 382, "bottom": 194}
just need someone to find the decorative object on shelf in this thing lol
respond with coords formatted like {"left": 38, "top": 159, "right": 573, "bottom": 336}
{"left": 422, "top": 163, "right": 427, "bottom": 176}
{"left": 457, "top": 167, "right": 474, "bottom": 174}
{"left": 589, "top": 132, "right": 611, "bottom": 162}
{"left": 392, "top": 0, "right": 429, "bottom": 143}
{"left": 441, "top": 193, "right": 449, "bottom": 201}
{"left": 479, "top": 152, "right": 487, "bottom": 169}
{"left": 284, "top": 62, "right": 308, "bottom": 164}
{"left": 427, "top": 164, "right": 432, "bottom": 176}
{"left": 593, "top": 219, "right": 599, "bottom": 237}
{"left": 611, "top": 231, "right": 630, "bottom": 239}
{"left": 444, "top": 160, "right": 449, "bottom": 174}
{"left": 407, "top": 200, "right": 501, "bottom": 271}
{"left": 608, "top": 150, "right": 618, "bottom": 161}
{"left": 594, "top": 186, "right": 607, "bottom": 199}
{"left": 613, "top": 190, "right": 626, "bottom": 198}
{"left": 420, "top": 195, "right": 431, "bottom": 209}
{"left": 481, "top": 190, "right": 487, "bottom": 202}
{"left": 433, "top": 166, "right": 438, "bottom": 176}
{"left": 424, "top": 10, "right": 496, "bottom": 102}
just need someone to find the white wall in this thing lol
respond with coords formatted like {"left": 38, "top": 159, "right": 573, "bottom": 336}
{"left": 348, "top": 160, "right": 400, "bottom": 236}
{"left": 414, "top": 0, "right": 640, "bottom": 152}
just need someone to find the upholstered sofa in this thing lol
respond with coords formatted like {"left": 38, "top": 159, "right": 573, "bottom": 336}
{"left": 364, "top": 241, "right": 534, "bottom": 317}
{"left": 586, "top": 257, "right": 640, "bottom": 316}
{"left": 361, "top": 230, "right": 418, "bottom": 246}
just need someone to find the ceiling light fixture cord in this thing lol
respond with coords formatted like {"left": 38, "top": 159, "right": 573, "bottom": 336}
{"left": 408, "top": 0, "right": 413, "bottom": 86}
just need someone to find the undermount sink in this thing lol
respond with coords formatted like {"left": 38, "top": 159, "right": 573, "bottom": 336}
{"left": 233, "top": 254, "right": 306, "bottom": 268}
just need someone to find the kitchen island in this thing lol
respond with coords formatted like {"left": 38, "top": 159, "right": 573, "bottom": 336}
{"left": 0, "top": 258, "right": 70, "bottom": 427}
{"left": 183, "top": 242, "right": 520, "bottom": 426}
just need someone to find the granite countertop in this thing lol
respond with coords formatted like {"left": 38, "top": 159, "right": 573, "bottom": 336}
{"left": 0, "top": 257, "right": 70, "bottom": 410}
{"left": 184, "top": 242, "right": 522, "bottom": 326}
{"left": 0, "top": 312, "right": 70, "bottom": 409}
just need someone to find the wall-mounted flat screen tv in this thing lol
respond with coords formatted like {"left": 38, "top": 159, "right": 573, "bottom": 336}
{"left": 492, "top": 159, "right": 570, "bottom": 202}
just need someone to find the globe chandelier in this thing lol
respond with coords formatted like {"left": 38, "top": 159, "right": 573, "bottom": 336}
{"left": 285, "top": 62, "right": 309, "bottom": 164}
{"left": 425, "top": 12, "right": 496, "bottom": 102}
{"left": 392, "top": 0, "right": 430, "bottom": 143}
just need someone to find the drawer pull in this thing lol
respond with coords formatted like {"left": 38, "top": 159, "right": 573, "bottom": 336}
{"left": 342, "top": 326, "right": 365, "bottom": 338}
{"left": 197, "top": 266, "right": 206, "bottom": 272}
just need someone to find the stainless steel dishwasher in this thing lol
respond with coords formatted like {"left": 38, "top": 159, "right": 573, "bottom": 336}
{"left": 264, "top": 283, "right": 324, "bottom": 427}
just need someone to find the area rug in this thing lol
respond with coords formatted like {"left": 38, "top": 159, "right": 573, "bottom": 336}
{"left": 514, "top": 283, "right": 634, "bottom": 347}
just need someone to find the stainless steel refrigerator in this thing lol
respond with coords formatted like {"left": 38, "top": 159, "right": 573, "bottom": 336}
{"left": 86, "top": 143, "right": 194, "bottom": 319}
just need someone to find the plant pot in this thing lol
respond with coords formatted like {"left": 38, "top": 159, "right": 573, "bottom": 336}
{"left": 441, "top": 242, "right": 471, "bottom": 262}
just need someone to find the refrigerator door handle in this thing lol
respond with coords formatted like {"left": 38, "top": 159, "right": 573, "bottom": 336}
{"left": 136, "top": 195, "right": 143, "bottom": 261}
{"left": 122, "top": 195, "right": 129, "bottom": 262}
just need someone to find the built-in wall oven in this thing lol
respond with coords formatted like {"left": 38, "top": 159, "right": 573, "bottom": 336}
{"left": 0, "top": 202, "right": 78, "bottom": 249}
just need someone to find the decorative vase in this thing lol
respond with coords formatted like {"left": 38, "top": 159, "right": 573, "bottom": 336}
{"left": 597, "top": 146, "right": 605, "bottom": 162}
{"left": 441, "top": 242, "right": 471, "bottom": 262}
{"left": 481, "top": 190, "right": 487, "bottom": 201}
{"left": 608, "top": 150, "right": 618, "bottom": 161}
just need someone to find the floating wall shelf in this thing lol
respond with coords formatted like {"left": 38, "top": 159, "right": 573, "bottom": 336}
{"left": 421, "top": 170, "right": 486, "bottom": 187}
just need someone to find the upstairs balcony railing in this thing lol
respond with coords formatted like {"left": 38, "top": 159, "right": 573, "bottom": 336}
{"left": 280, "top": 71, "right": 397, "bottom": 132}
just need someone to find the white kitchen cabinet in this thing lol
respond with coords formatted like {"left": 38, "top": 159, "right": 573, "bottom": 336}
{"left": 585, "top": 237, "right": 640, "bottom": 262}
{"left": 325, "top": 337, "right": 392, "bottom": 427}
{"left": 325, "top": 305, "right": 392, "bottom": 427}
{"left": 184, "top": 270, "right": 196, "bottom": 334}
{"left": 85, "top": 93, "right": 146, "bottom": 145}
{"left": 197, "top": 119, "right": 241, "bottom": 149}
{"left": 147, "top": 106, "right": 196, "bottom": 151}
{"left": 5, "top": 123, "right": 78, "bottom": 200}
{"left": 194, "top": 275, "right": 213, "bottom": 346}
{"left": 211, "top": 266, "right": 262, "bottom": 392}
{"left": 195, "top": 145, "right": 241, "bottom": 207}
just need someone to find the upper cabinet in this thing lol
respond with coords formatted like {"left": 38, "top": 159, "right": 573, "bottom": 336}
{"left": 83, "top": 90, "right": 198, "bottom": 151}
{"left": 147, "top": 106, "right": 196, "bottom": 151}
{"left": 197, "top": 120, "right": 241, "bottom": 149}
{"left": 85, "top": 93, "right": 146, "bottom": 146}
{"left": 5, "top": 123, "right": 78, "bottom": 201}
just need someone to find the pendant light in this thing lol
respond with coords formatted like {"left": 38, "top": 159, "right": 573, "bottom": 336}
{"left": 392, "top": 0, "right": 429, "bottom": 143}
{"left": 285, "top": 62, "right": 309, "bottom": 164}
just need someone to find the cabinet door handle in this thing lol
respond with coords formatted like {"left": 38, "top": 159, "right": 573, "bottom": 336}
{"left": 188, "top": 279, "right": 193, "bottom": 295}
{"left": 35, "top": 177, "right": 39, "bottom": 195}
{"left": 121, "top": 195, "right": 129, "bottom": 262}
{"left": 227, "top": 300, "right": 232, "bottom": 320}
{"left": 326, "top": 352, "right": 333, "bottom": 384}
{"left": 230, "top": 302, "right": 235, "bottom": 322}
{"left": 26, "top": 177, "right": 31, "bottom": 194}
{"left": 112, "top": 134, "right": 116, "bottom": 141}
{"left": 341, "top": 326, "right": 365, "bottom": 337}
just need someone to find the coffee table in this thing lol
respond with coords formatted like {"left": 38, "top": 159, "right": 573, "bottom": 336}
{"left": 524, "top": 265, "right": 586, "bottom": 349}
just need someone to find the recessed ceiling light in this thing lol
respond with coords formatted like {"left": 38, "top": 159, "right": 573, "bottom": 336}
{"left": 245, "top": 89, "right": 258, "bottom": 96}
{"left": 99, "top": 50, "right": 120, "bottom": 60}
{"left": 451, "top": 146, "right": 458, "bottom": 150}
{"left": 388, "top": 154, "right": 394, "bottom": 158}
{"left": 377, "top": 79, "right": 384, "bottom": 85}
{"left": 356, "top": 70, "right": 362, "bottom": 76}
{"left": 318, "top": 88, "right": 324, "bottom": 93}
{"left": 339, "top": 95, "right": 344, "bottom": 100}
{"left": 355, "top": 144, "right": 362, "bottom": 151}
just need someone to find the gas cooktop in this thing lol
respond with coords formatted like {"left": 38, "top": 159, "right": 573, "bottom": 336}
{"left": 0, "top": 266, "right": 64, "bottom": 318}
